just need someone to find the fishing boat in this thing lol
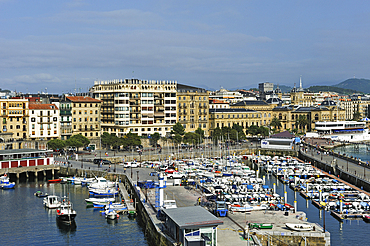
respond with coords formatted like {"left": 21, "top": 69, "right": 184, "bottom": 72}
{"left": 89, "top": 188, "right": 118, "bottom": 197}
{"left": 0, "top": 174, "right": 15, "bottom": 189}
{"left": 88, "top": 177, "right": 116, "bottom": 189}
{"left": 285, "top": 223, "right": 313, "bottom": 231}
{"left": 56, "top": 197, "right": 77, "bottom": 225}
{"left": 104, "top": 208, "right": 119, "bottom": 220}
{"left": 43, "top": 195, "right": 61, "bottom": 209}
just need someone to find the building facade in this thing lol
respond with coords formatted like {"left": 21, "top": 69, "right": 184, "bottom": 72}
{"left": 29, "top": 103, "right": 60, "bottom": 140}
{"left": 0, "top": 99, "right": 29, "bottom": 141}
{"left": 177, "top": 84, "right": 209, "bottom": 136}
{"left": 66, "top": 96, "right": 102, "bottom": 139}
{"left": 91, "top": 79, "right": 177, "bottom": 137}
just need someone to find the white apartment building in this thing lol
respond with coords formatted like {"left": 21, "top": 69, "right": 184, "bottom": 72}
{"left": 29, "top": 104, "right": 60, "bottom": 140}
{"left": 91, "top": 79, "right": 177, "bottom": 137}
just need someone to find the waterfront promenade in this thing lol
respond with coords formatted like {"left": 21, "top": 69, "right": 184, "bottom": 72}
{"left": 301, "top": 138, "right": 370, "bottom": 191}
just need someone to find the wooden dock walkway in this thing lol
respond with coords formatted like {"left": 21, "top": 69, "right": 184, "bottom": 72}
{"left": 118, "top": 183, "right": 136, "bottom": 216}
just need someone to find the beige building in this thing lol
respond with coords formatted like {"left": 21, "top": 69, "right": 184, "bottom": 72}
{"left": 90, "top": 79, "right": 177, "bottom": 137}
{"left": 66, "top": 96, "right": 102, "bottom": 139}
{"left": 230, "top": 100, "right": 275, "bottom": 127}
{"left": 0, "top": 99, "right": 29, "bottom": 142}
{"left": 177, "top": 84, "right": 209, "bottom": 136}
{"left": 209, "top": 108, "right": 262, "bottom": 132}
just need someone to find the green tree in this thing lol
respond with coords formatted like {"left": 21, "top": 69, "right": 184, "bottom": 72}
{"left": 150, "top": 132, "right": 161, "bottom": 146}
{"left": 122, "top": 132, "right": 141, "bottom": 148}
{"left": 353, "top": 110, "right": 361, "bottom": 121}
{"left": 258, "top": 126, "right": 270, "bottom": 137}
{"left": 246, "top": 125, "right": 259, "bottom": 136}
{"left": 296, "top": 115, "right": 310, "bottom": 133}
{"left": 173, "top": 134, "right": 182, "bottom": 145}
{"left": 211, "top": 127, "right": 222, "bottom": 144}
{"left": 270, "top": 117, "right": 282, "bottom": 130}
{"left": 232, "top": 123, "right": 246, "bottom": 140}
{"left": 195, "top": 128, "right": 204, "bottom": 139}
{"left": 47, "top": 139, "right": 65, "bottom": 151}
{"left": 65, "top": 134, "right": 90, "bottom": 152}
{"left": 183, "top": 132, "right": 202, "bottom": 145}
{"left": 172, "top": 122, "right": 185, "bottom": 136}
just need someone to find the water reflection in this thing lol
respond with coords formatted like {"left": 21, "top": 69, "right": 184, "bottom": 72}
{"left": 57, "top": 219, "right": 77, "bottom": 234}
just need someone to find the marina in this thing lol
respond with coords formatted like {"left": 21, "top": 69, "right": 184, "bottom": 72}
{"left": 3, "top": 140, "right": 370, "bottom": 245}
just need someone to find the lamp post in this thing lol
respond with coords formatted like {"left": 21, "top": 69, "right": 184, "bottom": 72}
{"left": 136, "top": 171, "right": 139, "bottom": 185}
{"left": 347, "top": 159, "right": 349, "bottom": 172}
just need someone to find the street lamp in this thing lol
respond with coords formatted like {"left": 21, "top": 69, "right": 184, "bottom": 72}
{"left": 136, "top": 170, "right": 139, "bottom": 185}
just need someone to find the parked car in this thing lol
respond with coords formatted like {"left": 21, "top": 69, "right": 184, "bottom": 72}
{"left": 165, "top": 168, "right": 177, "bottom": 174}
{"left": 93, "top": 158, "right": 104, "bottom": 164}
{"left": 94, "top": 159, "right": 111, "bottom": 165}
{"left": 121, "top": 162, "right": 138, "bottom": 168}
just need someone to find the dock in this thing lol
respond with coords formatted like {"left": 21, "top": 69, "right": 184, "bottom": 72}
{"left": 118, "top": 183, "right": 136, "bottom": 216}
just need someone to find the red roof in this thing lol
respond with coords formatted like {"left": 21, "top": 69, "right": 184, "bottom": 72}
{"left": 29, "top": 103, "right": 59, "bottom": 110}
{"left": 66, "top": 96, "right": 101, "bottom": 103}
{"left": 209, "top": 99, "right": 228, "bottom": 104}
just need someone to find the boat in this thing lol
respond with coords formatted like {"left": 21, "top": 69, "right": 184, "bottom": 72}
{"left": 104, "top": 208, "right": 119, "bottom": 220}
{"left": 48, "top": 179, "right": 62, "bottom": 183}
{"left": 85, "top": 197, "right": 115, "bottom": 205}
{"left": 56, "top": 197, "right": 77, "bottom": 225}
{"left": 43, "top": 195, "right": 61, "bottom": 209}
{"left": 285, "top": 223, "right": 313, "bottom": 231}
{"left": 363, "top": 214, "right": 370, "bottom": 223}
{"left": 89, "top": 188, "right": 118, "bottom": 197}
{"left": 88, "top": 177, "right": 116, "bottom": 189}
{"left": 314, "top": 121, "right": 370, "bottom": 142}
{"left": 249, "top": 223, "right": 273, "bottom": 229}
{"left": 34, "top": 191, "right": 48, "bottom": 197}
{"left": 0, "top": 174, "right": 15, "bottom": 189}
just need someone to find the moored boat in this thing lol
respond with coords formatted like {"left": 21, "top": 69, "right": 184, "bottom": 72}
{"left": 43, "top": 195, "right": 61, "bottom": 209}
{"left": 363, "top": 214, "right": 370, "bottom": 223}
{"left": 0, "top": 174, "right": 15, "bottom": 189}
{"left": 285, "top": 223, "right": 313, "bottom": 231}
{"left": 48, "top": 179, "right": 62, "bottom": 183}
{"left": 56, "top": 197, "right": 77, "bottom": 225}
{"left": 34, "top": 191, "right": 48, "bottom": 197}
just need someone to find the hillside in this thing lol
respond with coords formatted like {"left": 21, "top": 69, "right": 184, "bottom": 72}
{"left": 334, "top": 78, "right": 370, "bottom": 94}
{"left": 306, "top": 86, "right": 361, "bottom": 95}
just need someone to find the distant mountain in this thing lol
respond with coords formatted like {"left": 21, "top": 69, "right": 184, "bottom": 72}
{"left": 274, "top": 85, "right": 292, "bottom": 93}
{"left": 306, "top": 86, "right": 361, "bottom": 95}
{"left": 333, "top": 78, "right": 370, "bottom": 94}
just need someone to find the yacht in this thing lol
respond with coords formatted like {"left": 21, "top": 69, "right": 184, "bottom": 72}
{"left": 315, "top": 121, "right": 370, "bottom": 142}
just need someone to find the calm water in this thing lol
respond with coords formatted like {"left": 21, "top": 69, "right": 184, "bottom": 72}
{"left": 0, "top": 180, "right": 148, "bottom": 246}
{"left": 262, "top": 170, "right": 368, "bottom": 246}
{"left": 334, "top": 143, "right": 370, "bottom": 163}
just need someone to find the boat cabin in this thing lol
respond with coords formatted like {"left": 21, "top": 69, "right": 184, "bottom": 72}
{"left": 162, "top": 206, "right": 223, "bottom": 246}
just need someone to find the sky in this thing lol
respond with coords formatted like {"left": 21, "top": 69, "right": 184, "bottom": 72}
{"left": 1, "top": 0, "right": 370, "bottom": 94}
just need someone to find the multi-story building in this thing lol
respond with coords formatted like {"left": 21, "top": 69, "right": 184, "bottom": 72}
{"left": 0, "top": 99, "right": 29, "bottom": 141}
{"left": 177, "top": 84, "right": 209, "bottom": 135}
{"left": 58, "top": 99, "right": 72, "bottom": 140}
{"left": 90, "top": 79, "right": 177, "bottom": 137}
{"left": 209, "top": 108, "right": 262, "bottom": 134}
{"left": 66, "top": 96, "right": 102, "bottom": 139}
{"left": 230, "top": 100, "right": 275, "bottom": 127}
{"left": 28, "top": 103, "right": 60, "bottom": 140}
{"left": 209, "top": 88, "right": 244, "bottom": 103}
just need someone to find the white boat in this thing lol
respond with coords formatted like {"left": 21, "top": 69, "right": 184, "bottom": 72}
{"left": 105, "top": 208, "right": 118, "bottom": 220}
{"left": 315, "top": 121, "right": 370, "bottom": 142}
{"left": 43, "top": 195, "right": 61, "bottom": 209}
{"left": 85, "top": 197, "right": 115, "bottom": 204}
{"left": 88, "top": 177, "right": 116, "bottom": 189}
{"left": 285, "top": 223, "right": 313, "bottom": 231}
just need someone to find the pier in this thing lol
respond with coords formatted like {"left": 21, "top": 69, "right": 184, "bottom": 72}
{"left": 118, "top": 183, "right": 136, "bottom": 216}
{"left": 0, "top": 165, "right": 59, "bottom": 179}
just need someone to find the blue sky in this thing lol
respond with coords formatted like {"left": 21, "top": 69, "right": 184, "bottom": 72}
{"left": 1, "top": 0, "right": 370, "bottom": 93}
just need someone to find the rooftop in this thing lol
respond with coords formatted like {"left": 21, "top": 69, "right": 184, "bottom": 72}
{"left": 162, "top": 206, "right": 223, "bottom": 229}
{"left": 66, "top": 96, "right": 102, "bottom": 103}
{"left": 29, "top": 103, "right": 58, "bottom": 110}
{"left": 231, "top": 100, "right": 268, "bottom": 106}
{"left": 209, "top": 108, "right": 257, "bottom": 113}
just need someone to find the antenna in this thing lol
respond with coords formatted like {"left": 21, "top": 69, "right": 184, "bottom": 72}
{"left": 299, "top": 75, "right": 302, "bottom": 89}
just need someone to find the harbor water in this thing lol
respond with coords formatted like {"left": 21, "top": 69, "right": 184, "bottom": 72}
{"left": 261, "top": 168, "right": 368, "bottom": 246}
{"left": 334, "top": 143, "right": 370, "bottom": 163}
{"left": 0, "top": 180, "right": 148, "bottom": 246}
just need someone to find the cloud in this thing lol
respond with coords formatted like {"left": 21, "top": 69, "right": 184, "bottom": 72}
{"left": 13, "top": 73, "right": 61, "bottom": 84}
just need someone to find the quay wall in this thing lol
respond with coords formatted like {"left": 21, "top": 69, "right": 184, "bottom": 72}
{"left": 58, "top": 167, "right": 175, "bottom": 246}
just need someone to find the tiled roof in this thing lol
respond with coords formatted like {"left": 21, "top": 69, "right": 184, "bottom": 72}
{"left": 66, "top": 96, "right": 101, "bottom": 103}
{"left": 210, "top": 99, "right": 229, "bottom": 104}
{"left": 29, "top": 103, "right": 58, "bottom": 110}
